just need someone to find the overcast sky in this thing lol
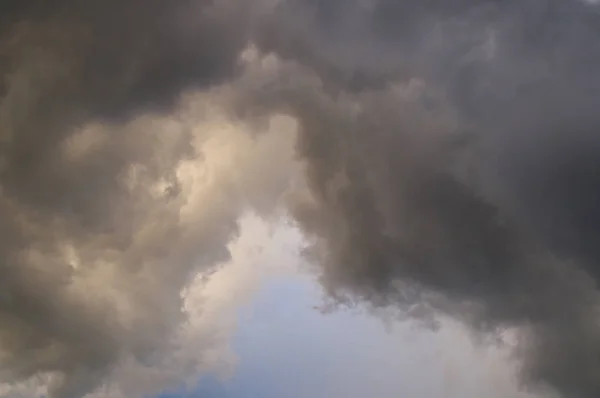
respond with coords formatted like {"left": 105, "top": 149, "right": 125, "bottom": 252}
{"left": 4, "top": 2, "right": 600, "bottom": 398}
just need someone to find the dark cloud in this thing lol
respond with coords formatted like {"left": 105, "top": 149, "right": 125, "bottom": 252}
{"left": 239, "top": 1, "right": 600, "bottom": 397}
{"left": 6, "top": 0, "right": 600, "bottom": 397}
{"left": 0, "top": 1, "right": 283, "bottom": 397}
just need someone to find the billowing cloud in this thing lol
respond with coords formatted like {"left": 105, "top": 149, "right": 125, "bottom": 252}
{"left": 0, "top": 212, "right": 300, "bottom": 398}
{"left": 0, "top": 70, "right": 299, "bottom": 396}
{"left": 0, "top": 2, "right": 300, "bottom": 396}
{"left": 6, "top": 1, "right": 600, "bottom": 398}
{"left": 239, "top": 1, "right": 600, "bottom": 397}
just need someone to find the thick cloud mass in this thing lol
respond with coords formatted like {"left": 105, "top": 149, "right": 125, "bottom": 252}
{"left": 0, "top": 2, "right": 294, "bottom": 396}
{"left": 6, "top": 0, "right": 600, "bottom": 397}
{"left": 247, "top": 1, "right": 600, "bottom": 397}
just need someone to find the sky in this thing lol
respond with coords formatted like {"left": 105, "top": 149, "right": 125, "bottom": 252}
{"left": 5, "top": 1, "right": 600, "bottom": 398}
{"left": 195, "top": 276, "right": 526, "bottom": 398}
{"left": 156, "top": 217, "right": 542, "bottom": 398}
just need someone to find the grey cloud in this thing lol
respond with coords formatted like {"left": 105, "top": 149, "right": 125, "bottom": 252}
{"left": 6, "top": 0, "right": 600, "bottom": 398}
{"left": 0, "top": 1, "right": 292, "bottom": 397}
{"left": 238, "top": 1, "right": 600, "bottom": 397}
{"left": 0, "top": 0, "right": 256, "bottom": 228}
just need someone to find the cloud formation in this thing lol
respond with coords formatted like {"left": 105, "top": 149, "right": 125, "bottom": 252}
{"left": 0, "top": 2, "right": 298, "bottom": 397}
{"left": 5, "top": 1, "right": 600, "bottom": 398}
{"left": 243, "top": 1, "right": 600, "bottom": 397}
{"left": 0, "top": 20, "right": 299, "bottom": 393}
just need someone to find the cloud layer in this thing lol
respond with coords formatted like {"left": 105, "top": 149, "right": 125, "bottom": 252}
{"left": 5, "top": 1, "right": 600, "bottom": 398}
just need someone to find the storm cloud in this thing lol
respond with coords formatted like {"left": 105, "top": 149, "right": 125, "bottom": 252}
{"left": 5, "top": 0, "right": 600, "bottom": 398}
{"left": 242, "top": 1, "right": 600, "bottom": 397}
{"left": 0, "top": 1, "right": 295, "bottom": 397}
